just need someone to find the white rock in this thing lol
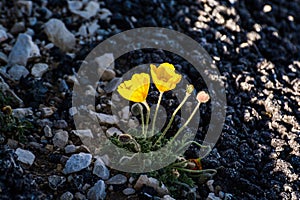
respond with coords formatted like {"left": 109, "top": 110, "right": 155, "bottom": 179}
{"left": 87, "top": 180, "right": 106, "bottom": 200}
{"left": 88, "top": 20, "right": 100, "bottom": 36}
{"left": 96, "top": 113, "right": 119, "bottom": 125}
{"left": 106, "top": 174, "right": 127, "bottom": 185}
{"left": 31, "top": 63, "right": 49, "bottom": 78}
{"left": 53, "top": 130, "right": 69, "bottom": 148}
{"left": 99, "top": 8, "right": 112, "bottom": 20}
{"left": 69, "top": 107, "right": 78, "bottom": 116}
{"left": 134, "top": 175, "right": 169, "bottom": 196}
{"left": 0, "top": 30, "right": 8, "bottom": 42}
{"left": 207, "top": 193, "right": 221, "bottom": 200}
{"left": 68, "top": 1, "right": 99, "bottom": 19}
{"left": 72, "top": 129, "right": 94, "bottom": 143}
{"left": 106, "top": 127, "right": 122, "bottom": 137}
{"left": 93, "top": 158, "right": 110, "bottom": 180}
{"left": 17, "top": 0, "right": 33, "bottom": 16}
{"left": 12, "top": 108, "right": 33, "bottom": 118}
{"left": 60, "top": 191, "right": 74, "bottom": 200}
{"left": 121, "top": 106, "right": 130, "bottom": 120}
{"left": 44, "top": 19, "right": 75, "bottom": 52}
{"left": 65, "top": 145, "right": 76, "bottom": 154}
{"left": 122, "top": 188, "right": 135, "bottom": 195}
{"left": 40, "top": 107, "right": 54, "bottom": 117}
{"left": 95, "top": 53, "right": 114, "bottom": 73}
{"left": 162, "top": 195, "right": 176, "bottom": 200}
{"left": 10, "top": 22, "right": 25, "bottom": 34}
{"left": 8, "top": 65, "right": 29, "bottom": 81}
{"left": 63, "top": 153, "right": 92, "bottom": 174}
{"left": 8, "top": 33, "right": 40, "bottom": 66}
{"left": 15, "top": 148, "right": 35, "bottom": 166}
{"left": 44, "top": 125, "right": 53, "bottom": 138}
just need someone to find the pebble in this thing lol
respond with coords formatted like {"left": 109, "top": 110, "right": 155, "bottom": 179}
{"left": 104, "top": 77, "right": 123, "bottom": 93}
{"left": 63, "top": 153, "right": 92, "bottom": 174}
{"left": 0, "top": 29, "right": 8, "bottom": 42}
{"left": 44, "top": 19, "right": 75, "bottom": 52}
{"left": 106, "top": 127, "right": 122, "bottom": 137}
{"left": 106, "top": 174, "right": 127, "bottom": 185}
{"left": 41, "top": 107, "right": 54, "bottom": 117}
{"left": 122, "top": 188, "right": 135, "bottom": 195}
{"left": 60, "top": 191, "right": 74, "bottom": 200}
{"left": 0, "top": 52, "right": 8, "bottom": 64}
{"left": 44, "top": 125, "right": 53, "bottom": 138}
{"left": 68, "top": 1, "right": 99, "bottom": 20}
{"left": 69, "top": 107, "right": 78, "bottom": 116}
{"left": 72, "top": 129, "right": 94, "bottom": 142}
{"left": 99, "top": 8, "right": 112, "bottom": 20}
{"left": 8, "top": 33, "right": 40, "bottom": 66}
{"left": 65, "top": 144, "right": 76, "bottom": 154}
{"left": 74, "top": 192, "right": 86, "bottom": 200}
{"left": 53, "top": 130, "right": 69, "bottom": 148}
{"left": 93, "top": 158, "right": 110, "bottom": 180}
{"left": 10, "top": 21, "right": 25, "bottom": 34}
{"left": 95, "top": 53, "right": 115, "bottom": 71}
{"left": 101, "top": 69, "right": 116, "bottom": 81}
{"left": 7, "top": 139, "right": 18, "bottom": 149}
{"left": 17, "top": 0, "right": 33, "bottom": 15}
{"left": 8, "top": 65, "right": 29, "bottom": 81}
{"left": 134, "top": 175, "right": 169, "bottom": 196}
{"left": 96, "top": 113, "right": 119, "bottom": 125}
{"left": 162, "top": 195, "right": 176, "bottom": 200}
{"left": 48, "top": 175, "right": 66, "bottom": 190}
{"left": 207, "top": 193, "right": 221, "bottom": 200}
{"left": 87, "top": 180, "right": 106, "bottom": 200}
{"left": 15, "top": 148, "right": 35, "bottom": 166}
{"left": 54, "top": 120, "right": 68, "bottom": 129}
{"left": 12, "top": 108, "right": 33, "bottom": 119}
{"left": 31, "top": 63, "right": 49, "bottom": 78}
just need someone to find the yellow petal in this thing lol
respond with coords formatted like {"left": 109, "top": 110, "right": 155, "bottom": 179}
{"left": 117, "top": 73, "right": 150, "bottom": 102}
{"left": 150, "top": 63, "right": 182, "bottom": 92}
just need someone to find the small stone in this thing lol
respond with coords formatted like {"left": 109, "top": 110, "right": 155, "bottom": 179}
{"left": 0, "top": 30, "right": 8, "bottom": 42}
{"left": 207, "top": 193, "right": 221, "bottom": 200}
{"left": 0, "top": 52, "right": 8, "bottom": 64}
{"left": 134, "top": 175, "right": 169, "bottom": 196}
{"left": 17, "top": 0, "right": 33, "bottom": 15}
{"left": 74, "top": 192, "right": 86, "bottom": 200}
{"left": 41, "top": 107, "right": 54, "bottom": 117}
{"left": 106, "top": 174, "right": 127, "bottom": 185}
{"left": 263, "top": 5, "right": 272, "bottom": 13}
{"left": 106, "top": 127, "right": 122, "bottom": 137}
{"left": 12, "top": 108, "right": 33, "bottom": 118}
{"left": 93, "top": 158, "right": 110, "bottom": 180}
{"left": 53, "top": 130, "right": 69, "bottom": 148}
{"left": 60, "top": 191, "right": 74, "bottom": 200}
{"left": 69, "top": 107, "right": 78, "bottom": 116}
{"left": 10, "top": 22, "right": 25, "bottom": 34}
{"left": 65, "top": 145, "right": 76, "bottom": 154}
{"left": 96, "top": 113, "right": 119, "bottom": 125}
{"left": 162, "top": 195, "right": 176, "bottom": 200}
{"left": 44, "top": 125, "right": 53, "bottom": 137}
{"left": 7, "top": 139, "right": 18, "bottom": 149}
{"left": 8, "top": 33, "right": 40, "bottom": 66}
{"left": 121, "top": 106, "right": 130, "bottom": 120}
{"left": 44, "top": 19, "right": 75, "bottom": 52}
{"left": 207, "top": 180, "right": 215, "bottom": 192}
{"left": 101, "top": 69, "right": 116, "bottom": 81}
{"left": 63, "top": 153, "right": 92, "bottom": 174}
{"left": 68, "top": 1, "right": 99, "bottom": 20}
{"left": 95, "top": 53, "right": 114, "bottom": 71}
{"left": 122, "top": 188, "right": 135, "bottom": 195}
{"left": 104, "top": 78, "right": 123, "bottom": 93}
{"left": 87, "top": 180, "right": 106, "bottom": 200}
{"left": 72, "top": 129, "right": 94, "bottom": 143}
{"left": 31, "top": 63, "right": 49, "bottom": 78}
{"left": 127, "top": 118, "right": 139, "bottom": 129}
{"left": 54, "top": 120, "right": 68, "bottom": 129}
{"left": 15, "top": 148, "right": 35, "bottom": 166}
{"left": 8, "top": 65, "right": 29, "bottom": 81}
{"left": 99, "top": 8, "right": 112, "bottom": 20}
{"left": 48, "top": 175, "right": 66, "bottom": 190}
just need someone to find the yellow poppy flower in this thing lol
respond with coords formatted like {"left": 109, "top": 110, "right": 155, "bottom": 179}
{"left": 150, "top": 63, "right": 182, "bottom": 92}
{"left": 117, "top": 73, "right": 150, "bottom": 103}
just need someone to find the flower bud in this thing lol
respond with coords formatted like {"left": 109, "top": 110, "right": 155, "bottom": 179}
{"left": 186, "top": 84, "right": 194, "bottom": 95}
{"left": 196, "top": 91, "right": 210, "bottom": 103}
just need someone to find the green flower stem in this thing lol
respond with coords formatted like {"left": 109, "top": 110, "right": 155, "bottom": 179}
{"left": 154, "top": 93, "right": 191, "bottom": 146}
{"left": 142, "top": 101, "right": 151, "bottom": 136}
{"left": 138, "top": 105, "right": 145, "bottom": 137}
{"left": 170, "top": 102, "right": 201, "bottom": 144}
{"left": 175, "top": 141, "right": 211, "bottom": 158}
{"left": 151, "top": 92, "right": 163, "bottom": 137}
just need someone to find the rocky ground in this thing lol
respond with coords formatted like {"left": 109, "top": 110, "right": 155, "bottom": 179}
{"left": 0, "top": 0, "right": 299, "bottom": 199}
